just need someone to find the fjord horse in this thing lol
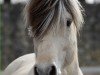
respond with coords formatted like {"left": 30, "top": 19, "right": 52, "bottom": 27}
{"left": 4, "top": 0, "right": 84, "bottom": 75}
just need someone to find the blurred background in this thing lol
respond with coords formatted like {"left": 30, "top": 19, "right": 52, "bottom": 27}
{"left": 0, "top": 0, "right": 100, "bottom": 75}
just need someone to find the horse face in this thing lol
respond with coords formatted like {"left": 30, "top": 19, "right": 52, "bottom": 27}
{"left": 27, "top": 0, "right": 83, "bottom": 75}
{"left": 33, "top": 14, "right": 77, "bottom": 75}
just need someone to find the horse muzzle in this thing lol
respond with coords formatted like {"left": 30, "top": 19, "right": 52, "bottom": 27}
{"left": 34, "top": 64, "right": 57, "bottom": 75}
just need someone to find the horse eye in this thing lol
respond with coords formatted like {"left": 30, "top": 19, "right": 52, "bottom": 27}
{"left": 66, "top": 20, "right": 72, "bottom": 27}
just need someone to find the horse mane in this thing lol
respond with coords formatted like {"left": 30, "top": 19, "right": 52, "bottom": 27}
{"left": 24, "top": 0, "right": 84, "bottom": 39}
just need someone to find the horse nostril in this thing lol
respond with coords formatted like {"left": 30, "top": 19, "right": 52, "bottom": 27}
{"left": 49, "top": 65, "right": 56, "bottom": 75}
{"left": 34, "top": 66, "right": 39, "bottom": 75}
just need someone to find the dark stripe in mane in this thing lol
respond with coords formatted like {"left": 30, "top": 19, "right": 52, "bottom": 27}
{"left": 27, "top": 0, "right": 61, "bottom": 38}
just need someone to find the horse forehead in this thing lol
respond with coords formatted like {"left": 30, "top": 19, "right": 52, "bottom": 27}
{"left": 41, "top": 36, "right": 67, "bottom": 47}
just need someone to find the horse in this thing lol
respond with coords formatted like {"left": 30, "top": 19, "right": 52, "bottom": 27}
{"left": 4, "top": 0, "right": 84, "bottom": 75}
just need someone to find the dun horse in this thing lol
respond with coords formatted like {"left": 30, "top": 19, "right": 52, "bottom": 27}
{"left": 4, "top": 0, "right": 84, "bottom": 75}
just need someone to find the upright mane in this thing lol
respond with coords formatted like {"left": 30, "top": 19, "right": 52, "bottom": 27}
{"left": 24, "top": 0, "right": 84, "bottom": 39}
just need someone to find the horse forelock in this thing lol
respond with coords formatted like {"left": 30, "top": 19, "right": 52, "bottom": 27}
{"left": 24, "top": 0, "right": 84, "bottom": 39}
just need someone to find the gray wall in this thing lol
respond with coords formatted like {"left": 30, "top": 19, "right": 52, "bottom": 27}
{"left": 79, "top": 3, "right": 100, "bottom": 66}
